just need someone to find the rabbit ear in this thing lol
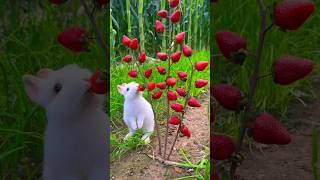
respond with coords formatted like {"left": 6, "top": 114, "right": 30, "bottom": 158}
{"left": 37, "top": 68, "right": 53, "bottom": 79}
{"left": 23, "top": 75, "right": 42, "bottom": 104}
{"left": 117, "top": 84, "right": 124, "bottom": 95}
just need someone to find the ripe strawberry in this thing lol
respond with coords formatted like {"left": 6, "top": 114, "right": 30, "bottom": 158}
{"left": 212, "top": 84, "right": 242, "bottom": 111}
{"left": 177, "top": 71, "right": 187, "bottom": 81}
{"left": 195, "top": 79, "right": 208, "bottom": 88}
{"left": 171, "top": 51, "right": 182, "bottom": 63}
{"left": 57, "top": 27, "right": 88, "bottom": 52}
{"left": 176, "top": 87, "right": 186, "bottom": 97}
{"left": 182, "top": 44, "right": 192, "bottom": 57}
{"left": 171, "top": 103, "right": 184, "bottom": 112}
{"left": 138, "top": 51, "right": 147, "bottom": 64}
{"left": 49, "top": 0, "right": 67, "bottom": 5}
{"left": 175, "top": 32, "right": 185, "bottom": 44}
{"left": 137, "top": 84, "right": 145, "bottom": 91}
{"left": 167, "top": 91, "right": 178, "bottom": 101}
{"left": 180, "top": 125, "right": 191, "bottom": 138}
{"left": 196, "top": 61, "right": 209, "bottom": 71}
{"left": 157, "top": 52, "right": 168, "bottom": 61}
{"left": 157, "top": 82, "right": 166, "bottom": 90}
{"left": 273, "top": 55, "right": 314, "bottom": 85}
{"left": 128, "top": 69, "right": 138, "bottom": 78}
{"left": 169, "top": 116, "right": 180, "bottom": 125}
{"left": 148, "top": 82, "right": 156, "bottom": 91}
{"left": 170, "top": 10, "right": 182, "bottom": 23}
{"left": 90, "top": 70, "right": 107, "bottom": 94}
{"left": 215, "top": 31, "right": 247, "bottom": 60}
{"left": 188, "top": 97, "right": 201, "bottom": 107}
{"left": 122, "top": 35, "right": 131, "bottom": 47}
{"left": 156, "top": 20, "right": 165, "bottom": 33}
{"left": 274, "top": 0, "right": 316, "bottom": 30}
{"left": 167, "top": 77, "right": 177, "bottom": 87}
{"left": 130, "top": 38, "right": 139, "bottom": 50}
{"left": 169, "top": 0, "right": 180, "bottom": 8}
{"left": 157, "top": 66, "right": 166, "bottom": 75}
{"left": 211, "top": 134, "right": 235, "bottom": 160}
{"left": 152, "top": 91, "right": 163, "bottom": 100}
{"left": 158, "top": 10, "right": 168, "bottom": 19}
{"left": 122, "top": 55, "right": 132, "bottom": 63}
{"left": 252, "top": 113, "right": 291, "bottom": 145}
{"left": 145, "top": 68, "right": 153, "bottom": 78}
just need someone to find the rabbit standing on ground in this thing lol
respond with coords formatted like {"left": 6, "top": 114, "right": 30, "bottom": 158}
{"left": 23, "top": 64, "right": 107, "bottom": 180}
{"left": 117, "top": 82, "right": 154, "bottom": 143}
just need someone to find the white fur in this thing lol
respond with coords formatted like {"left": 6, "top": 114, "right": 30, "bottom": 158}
{"left": 23, "top": 64, "right": 107, "bottom": 180}
{"left": 117, "top": 82, "right": 154, "bottom": 143}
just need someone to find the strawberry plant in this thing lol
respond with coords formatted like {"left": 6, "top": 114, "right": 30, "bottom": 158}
{"left": 212, "top": 0, "right": 316, "bottom": 179}
{"left": 118, "top": 0, "right": 209, "bottom": 162}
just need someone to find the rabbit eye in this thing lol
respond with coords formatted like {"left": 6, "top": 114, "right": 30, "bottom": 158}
{"left": 54, "top": 83, "right": 62, "bottom": 93}
{"left": 126, "top": 88, "right": 130, "bottom": 91}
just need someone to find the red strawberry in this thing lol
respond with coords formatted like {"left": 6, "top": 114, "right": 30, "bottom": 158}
{"left": 215, "top": 31, "right": 247, "bottom": 60}
{"left": 176, "top": 87, "right": 186, "bottom": 97}
{"left": 177, "top": 71, "right": 187, "bottom": 81}
{"left": 158, "top": 10, "right": 168, "bottom": 19}
{"left": 152, "top": 91, "right": 163, "bottom": 100}
{"left": 171, "top": 51, "right": 182, "bottom": 63}
{"left": 175, "top": 32, "right": 185, "bottom": 44}
{"left": 90, "top": 70, "right": 107, "bottom": 94}
{"left": 167, "top": 91, "right": 178, "bottom": 101}
{"left": 57, "top": 27, "right": 88, "bottom": 52}
{"left": 166, "top": 77, "right": 177, "bottom": 87}
{"left": 148, "top": 82, "right": 156, "bottom": 91}
{"left": 139, "top": 51, "right": 147, "bottom": 64}
{"left": 195, "top": 79, "right": 208, "bottom": 88}
{"left": 274, "top": 0, "right": 316, "bottom": 30}
{"left": 211, "top": 134, "right": 235, "bottom": 160}
{"left": 212, "top": 84, "right": 242, "bottom": 111}
{"left": 171, "top": 103, "right": 184, "bottom": 112}
{"left": 188, "top": 97, "right": 201, "bottom": 107}
{"left": 169, "top": 116, "right": 180, "bottom": 125}
{"left": 97, "top": 0, "right": 108, "bottom": 5}
{"left": 130, "top": 38, "right": 139, "bottom": 50}
{"left": 157, "top": 66, "right": 166, "bottom": 75}
{"left": 49, "top": 0, "right": 67, "bottom": 5}
{"left": 196, "top": 61, "right": 209, "bottom": 71}
{"left": 122, "top": 55, "right": 132, "bottom": 63}
{"left": 157, "top": 52, "right": 168, "bottom": 61}
{"left": 211, "top": 105, "right": 216, "bottom": 123}
{"left": 157, "top": 82, "right": 166, "bottom": 90}
{"left": 252, "top": 113, "right": 291, "bottom": 145}
{"left": 145, "top": 68, "right": 153, "bottom": 78}
{"left": 273, "top": 55, "right": 314, "bottom": 85}
{"left": 182, "top": 44, "right": 192, "bottom": 57}
{"left": 169, "top": 0, "right": 180, "bottom": 8}
{"left": 156, "top": 20, "right": 165, "bottom": 33}
{"left": 180, "top": 125, "right": 191, "bottom": 138}
{"left": 170, "top": 10, "right": 182, "bottom": 23}
{"left": 128, "top": 69, "right": 138, "bottom": 78}
{"left": 137, "top": 84, "right": 145, "bottom": 91}
{"left": 122, "top": 35, "right": 131, "bottom": 47}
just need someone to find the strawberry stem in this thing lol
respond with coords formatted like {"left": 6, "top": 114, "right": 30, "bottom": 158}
{"left": 229, "top": 0, "right": 273, "bottom": 177}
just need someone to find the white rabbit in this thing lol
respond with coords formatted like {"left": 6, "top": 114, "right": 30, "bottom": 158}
{"left": 117, "top": 82, "right": 154, "bottom": 144}
{"left": 23, "top": 64, "right": 107, "bottom": 180}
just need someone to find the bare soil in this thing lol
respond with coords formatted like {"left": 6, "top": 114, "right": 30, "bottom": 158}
{"left": 237, "top": 80, "right": 320, "bottom": 180}
{"left": 110, "top": 93, "right": 210, "bottom": 180}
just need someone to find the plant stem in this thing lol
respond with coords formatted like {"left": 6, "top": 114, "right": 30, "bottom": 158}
{"left": 229, "top": 0, "right": 272, "bottom": 177}
{"left": 163, "top": 8, "right": 174, "bottom": 159}
{"left": 126, "top": 0, "right": 131, "bottom": 36}
{"left": 138, "top": 0, "right": 145, "bottom": 51}
{"left": 167, "top": 57, "right": 194, "bottom": 160}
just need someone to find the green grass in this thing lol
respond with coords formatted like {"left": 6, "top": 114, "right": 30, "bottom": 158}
{"left": 110, "top": 51, "right": 210, "bottom": 160}
{"left": 0, "top": 1, "right": 106, "bottom": 178}
{"left": 212, "top": 0, "right": 320, "bottom": 132}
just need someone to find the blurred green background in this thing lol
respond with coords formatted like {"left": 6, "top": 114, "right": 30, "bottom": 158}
{"left": 0, "top": 1, "right": 106, "bottom": 179}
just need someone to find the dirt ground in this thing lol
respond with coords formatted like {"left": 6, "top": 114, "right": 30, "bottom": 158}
{"left": 237, "top": 80, "right": 320, "bottom": 180}
{"left": 110, "top": 93, "right": 210, "bottom": 180}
